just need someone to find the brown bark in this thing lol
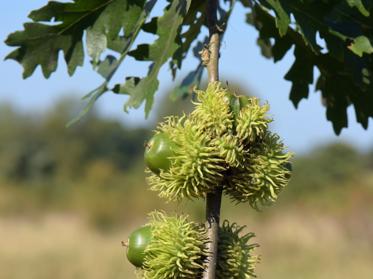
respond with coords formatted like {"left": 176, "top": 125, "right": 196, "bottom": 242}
{"left": 202, "top": 0, "right": 222, "bottom": 278}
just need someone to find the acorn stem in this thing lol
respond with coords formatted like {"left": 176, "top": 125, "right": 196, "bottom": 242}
{"left": 203, "top": 0, "right": 222, "bottom": 278}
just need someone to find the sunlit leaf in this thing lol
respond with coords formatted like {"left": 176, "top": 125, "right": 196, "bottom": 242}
{"left": 5, "top": 0, "right": 146, "bottom": 78}
{"left": 348, "top": 35, "right": 373, "bottom": 56}
{"left": 66, "top": 84, "right": 108, "bottom": 127}
{"left": 265, "top": 0, "right": 290, "bottom": 36}
{"left": 122, "top": 0, "right": 192, "bottom": 116}
{"left": 346, "top": 0, "right": 370, "bottom": 16}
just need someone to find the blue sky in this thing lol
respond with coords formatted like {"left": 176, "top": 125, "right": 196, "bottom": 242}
{"left": 1, "top": 1, "right": 372, "bottom": 154}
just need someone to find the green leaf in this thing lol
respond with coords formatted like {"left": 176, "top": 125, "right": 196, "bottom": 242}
{"left": 87, "top": 27, "right": 107, "bottom": 64}
{"left": 142, "top": 17, "right": 158, "bottom": 34}
{"left": 348, "top": 35, "right": 373, "bottom": 57}
{"left": 272, "top": 37, "right": 292, "bottom": 62}
{"left": 69, "top": 0, "right": 155, "bottom": 125}
{"left": 5, "top": 0, "right": 101, "bottom": 78}
{"left": 5, "top": 0, "right": 146, "bottom": 78}
{"left": 248, "top": 1, "right": 373, "bottom": 133}
{"left": 121, "top": 0, "right": 192, "bottom": 116}
{"left": 257, "top": 37, "right": 273, "bottom": 58}
{"left": 321, "top": 75, "right": 350, "bottom": 135}
{"left": 346, "top": 0, "right": 370, "bottom": 16}
{"left": 247, "top": 5, "right": 293, "bottom": 62}
{"left": 86, "top": 0, "right": 146, "bottom": 62}
{"left": 291, "top": 11, "right": 321, "bottom": 53}
{"left": 265, "top": 0, "right": 290, "bottom": 36}
{"left": 128, "top": 44, "right": 151, "bottom": 61}
{"left": 97, "top": 0, "right": 156, "bottom": 81}
{"left": 106, "top": 0, "right": 150, "bottom": 54}
{"left": 96, "top": 55, "right": 118, "bottom": 79}
{"left": 5, "top": 23, "right": 83, "bottom": 78}
{"left": 66, "top": 83, "right": 108, "bottom": 127}
{"left": 112, "top": 77, "right": 140, "bottom": 94}
{"left": 285, "top": 46, "right": 314, "bottom": 108}
{"left": 124, "top": 76, "right": 160, "bottom": 114}
{"left": 169, "top": 1, "right": 207, "bottom": 79}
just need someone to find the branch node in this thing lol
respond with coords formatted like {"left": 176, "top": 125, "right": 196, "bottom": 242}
{"left": 199, "top": 46, "right": 211, "bottom": 66}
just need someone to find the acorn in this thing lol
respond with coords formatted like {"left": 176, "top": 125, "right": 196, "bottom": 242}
{"left": 125, "top": 226, "right": 152, "bottom": 268}
{"left": 139, "top": 212, "right": 209, "bottom": 279}
{"left": 147, "top": 115, "right": 226, "bottom": 201}
{"left": 225, "top": 132, "right": 293, "bottom": 208}
{"left": 144, "top": 132, "right": 176, "bottom": 174}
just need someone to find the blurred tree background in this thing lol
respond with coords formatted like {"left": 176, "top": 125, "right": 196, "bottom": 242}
{"left": 0, "top": 93, "right": 373, "bottom": 279}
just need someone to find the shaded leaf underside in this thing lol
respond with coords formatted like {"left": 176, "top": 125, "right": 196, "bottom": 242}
{"left": 250, "top": 0, "right": 373, "bottom": 134}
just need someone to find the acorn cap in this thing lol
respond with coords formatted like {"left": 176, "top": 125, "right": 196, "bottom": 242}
{"left": 225, "top": 132, "right": 293, "bottom": 208}
{"left": 217, "top": 220, "right": 260, "bottom": 279}
{"left": 142, "top": 211, "right": 209, "bottom": 279}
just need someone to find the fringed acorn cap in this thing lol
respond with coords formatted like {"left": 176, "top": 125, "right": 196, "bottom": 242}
{"left": 142, "top": 211, "right": 209, "bottom": 279}
{"left": 217, "top": 220, "right": 259, "bottom": 279}
{"left": 236, "top": 97, "right": 271, "bottom": 143}
{"left": 225, "top": 132, "right": 293, "bottom": 208}
{"left": 191, "top": 82, "right": 234, "bottom": 137}
{"left": 211, "top": 134, "right": 246, "bottom": 168}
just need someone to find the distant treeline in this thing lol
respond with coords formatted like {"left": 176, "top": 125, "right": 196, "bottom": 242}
{"left": 0, "top": 99, "right": 372, "bottom": 229}
{"left": 0, "top": 100, "right": 149, "bottom": 182}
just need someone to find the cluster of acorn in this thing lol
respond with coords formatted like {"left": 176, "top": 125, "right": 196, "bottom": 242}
{"left": 125, "top": 212, "right": 258, "bottom": 279}
{"left": 124, "top": 82, "right": 292, "bottom": 278}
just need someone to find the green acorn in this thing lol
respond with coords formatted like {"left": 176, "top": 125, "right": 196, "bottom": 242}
{"left": 141, "top": 211, "right": 209, "bottom": 279}
{"left": 225, "top": 132, "right": 293, "bottom": 208}
{"left": 147, "top": 115, "right": 226, "bottom": 201}
{"left": 217, "top": 221, "right": 259, "bottom": 279}
{"left": 126, "top": 226, "right": 152, "bottom": 268}
{"left": 144, "top": 132, "right": 176, "bottom": 174}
